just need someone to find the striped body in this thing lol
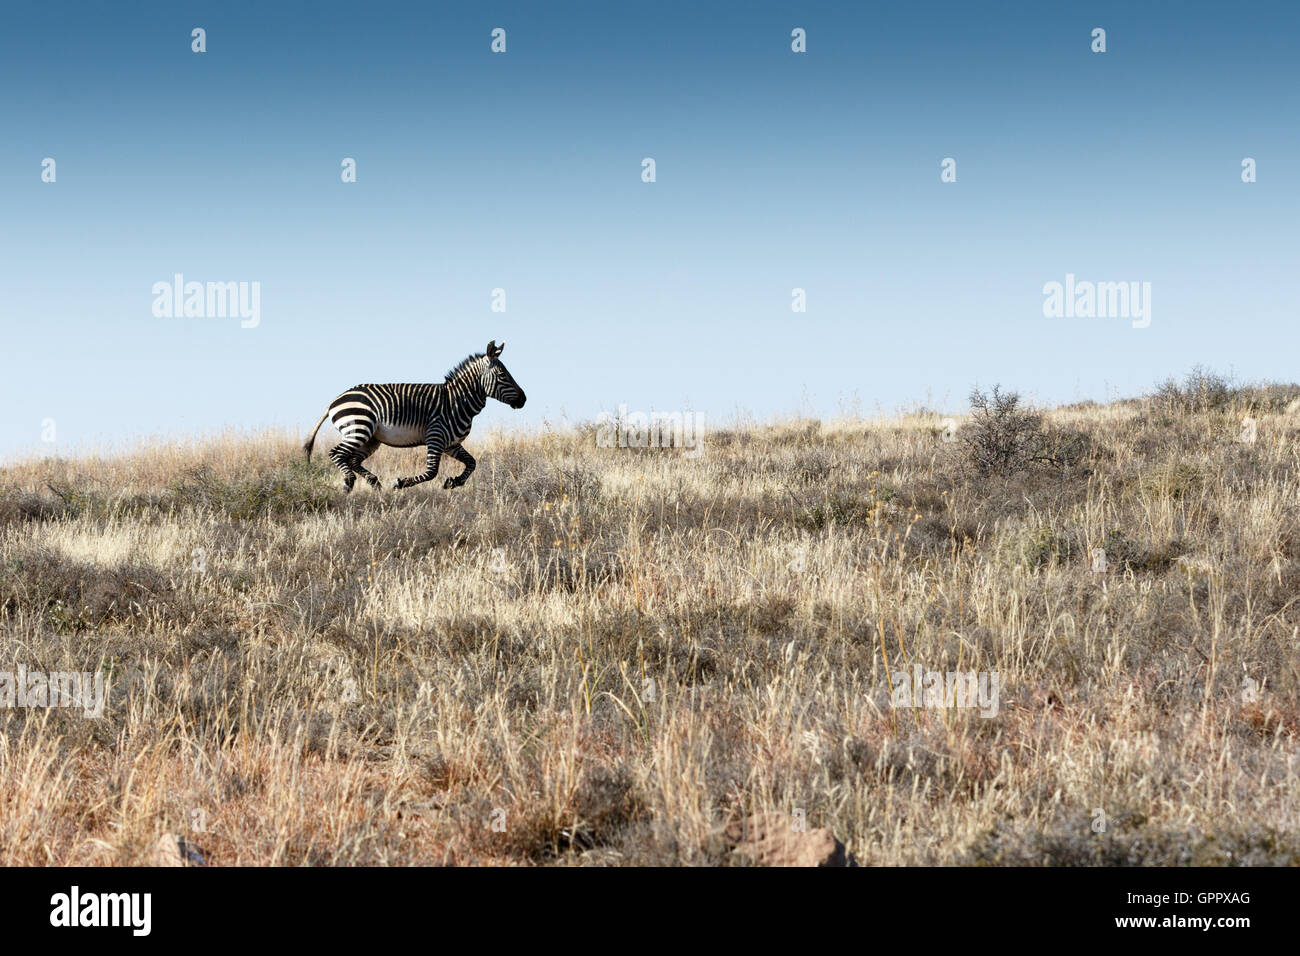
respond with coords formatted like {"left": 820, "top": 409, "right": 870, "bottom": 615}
{"left": 305, "top": 341, "right": 526, "bottom": 492}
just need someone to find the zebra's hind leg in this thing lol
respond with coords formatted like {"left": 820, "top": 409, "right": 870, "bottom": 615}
{"left": 329, "top": 435, "right": 372, "bottom": 493}
{"left": 443, "top": 444, "right": 476, "bottom": 489}
{"left": 350, "top": 438, "right": 382, "bottom": 489}
{"left": 329, "top": 444, "right": 357, "bottom": 492}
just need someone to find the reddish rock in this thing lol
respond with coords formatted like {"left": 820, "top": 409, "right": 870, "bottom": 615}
{"left": 723, "top": 812, "right": 857, "bottom": 867}
{"left": 150, "top": 833, "right": 208, "bottom": 867}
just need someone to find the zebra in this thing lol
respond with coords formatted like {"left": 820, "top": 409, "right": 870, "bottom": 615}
{"left": 303, "top": 340, "right": 526, "bottom": 492}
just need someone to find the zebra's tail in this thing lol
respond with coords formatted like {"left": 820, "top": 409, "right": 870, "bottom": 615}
{"left": 304, "top": 410, "right": 329, "bottom": 461}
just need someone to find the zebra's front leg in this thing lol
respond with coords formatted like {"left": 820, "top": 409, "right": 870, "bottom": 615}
{"left": 443, "top": 445, "right": 476, "bottom": 489}
{"left": 393, "top": 435, "right": 444, "bottom": 489}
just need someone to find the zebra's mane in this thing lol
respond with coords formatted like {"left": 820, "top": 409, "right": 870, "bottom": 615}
{"left": 444, "top": 352, "right": 487, "bottom": 384}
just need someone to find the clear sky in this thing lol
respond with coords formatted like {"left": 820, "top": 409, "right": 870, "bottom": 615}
{"left": 2, "top": 1, "right": 1297, "bottom": 459}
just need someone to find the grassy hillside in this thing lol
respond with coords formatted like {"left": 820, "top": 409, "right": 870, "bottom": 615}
{"left": 3, "top": 378, "right": 1300, "bottom": 865}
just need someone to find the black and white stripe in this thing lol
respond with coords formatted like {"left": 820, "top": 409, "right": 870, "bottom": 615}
{"left": 304, "top": 340, "right": 526, "bottom": 491}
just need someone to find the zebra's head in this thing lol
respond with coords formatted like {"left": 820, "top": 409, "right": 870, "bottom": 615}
{"left": 483, "top": 340, "right": 526, "bottom": 409}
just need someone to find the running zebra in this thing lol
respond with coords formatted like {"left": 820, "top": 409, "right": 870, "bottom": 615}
{"left": 304, "top": 340, "right": 526, "bottom": 491}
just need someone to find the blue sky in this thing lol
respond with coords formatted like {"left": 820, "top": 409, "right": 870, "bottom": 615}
{"left": 2, "top": 1, "right": 1297, "bottom": 458}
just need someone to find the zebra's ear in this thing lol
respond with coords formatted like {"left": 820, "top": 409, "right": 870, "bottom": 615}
{"left": 487, "top": 340, "right": 504, "bottom": 358}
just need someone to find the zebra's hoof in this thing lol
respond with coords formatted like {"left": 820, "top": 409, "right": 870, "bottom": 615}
{"left": 392, "top": 478, "right": 405, "bottom": 490}
{"left": 443, "top": 478, "right": 458, "bottom": 489}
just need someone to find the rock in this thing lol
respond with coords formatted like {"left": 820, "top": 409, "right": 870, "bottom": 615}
{"left": 723, "top": 812, "right": 857, "bottom": 867}
{"left": 151, "top": 833, "right": 209, "bottom": 867}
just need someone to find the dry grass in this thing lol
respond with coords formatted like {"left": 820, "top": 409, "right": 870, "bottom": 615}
{"left": 3, "top": 391, "right": 1300, "bottom": 866}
